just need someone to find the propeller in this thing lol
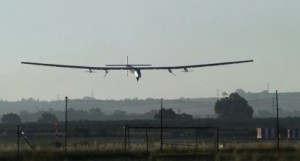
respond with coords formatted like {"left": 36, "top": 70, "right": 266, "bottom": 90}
{"left": 182, "top": 68, "right": 193, "bottom": 72}
{"left": 168, "top": 69, "right": 176, "bottom": 76}
{"left": 85, "top": 69, "right": 97, "bottom": 73}
{"left": 103, "top": 70, "right": 108, "bottom": 78}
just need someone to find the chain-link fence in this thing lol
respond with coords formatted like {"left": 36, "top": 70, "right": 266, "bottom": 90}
{"left": 1, "top": 93, "right": 300, "bottom": 152}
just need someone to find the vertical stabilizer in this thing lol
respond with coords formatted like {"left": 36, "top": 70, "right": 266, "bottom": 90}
{"left": 126, "top": 56, "right": 129, "bottom": 76}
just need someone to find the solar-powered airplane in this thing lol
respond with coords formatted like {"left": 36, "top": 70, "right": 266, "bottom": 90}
{"left": 21, "top": 57, "right": 253, "bottom": 81}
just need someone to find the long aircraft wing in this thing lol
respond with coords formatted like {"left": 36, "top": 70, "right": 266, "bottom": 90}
{"left": 21, "top": 60, "right": 253, "bottom": 70}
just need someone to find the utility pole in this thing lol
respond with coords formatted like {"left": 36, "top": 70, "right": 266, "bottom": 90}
{"left": 17, "top": 125, "right": 20, "bottom": 161}
{"left": 160, "top": 99, "right": 163, "bottom": 151}
{"left": 276, "top": 91, "right": 279, "bottom": 150}
{"left": 146, "top": 124, "right": 148, "bottom": 153}
{"left": 65, "top": 96, "right": 68, "bottom": 153}
{"left": 124, "top": 125, "right": 127, "bottom": 151}
{"left": 215, "top": 127, "right": 219, "bottom": 152}
{"left": 272, "top": 97, "right": 275, "bottom": 117}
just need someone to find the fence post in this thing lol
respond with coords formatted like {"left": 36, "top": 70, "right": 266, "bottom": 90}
{"left": 276, "top": 90, "right": 279, "bottom": 150}
{"left": 215, "top": 127, "right": 219, "bottom": 152}
{"left": 124, "top": 125, "right": 127, "bottom": 151}
{"left": 195, "top": 128, "right": 198, "bottom": 151}
{"left": 17, "top": 125, "right": 20, "bottom": 161}
{"left": 127, "top": 124, "right": 130, "bottom": 151}
{"left": 65, "top": 96, "right": 68, "bottom": 153}
{"left": 146, "top": 124, "right": 149, "bottom": 153}
{"left": 160, "top": 99, "right": 163, "bottom": 151}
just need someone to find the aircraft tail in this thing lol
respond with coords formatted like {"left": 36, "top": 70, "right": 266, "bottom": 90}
{"left": 105, "top": 56, "right": 152, "bottom": 67}
{"left": 126, "top": 56, "right": 128, "bottom": 76}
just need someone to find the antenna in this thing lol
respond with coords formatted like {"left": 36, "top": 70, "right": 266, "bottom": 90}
{"left": 177, "top": 108, "right": 181, "bottom": 114}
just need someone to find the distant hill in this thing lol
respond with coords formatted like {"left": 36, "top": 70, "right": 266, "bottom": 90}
{"left": 0, "top": 90, "right": 300, "bottom": 118}
{"left": 236, "top": 89, "right": 300, "bottom": 117}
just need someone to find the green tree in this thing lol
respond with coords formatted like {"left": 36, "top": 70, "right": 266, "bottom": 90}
{"left": 214, "top": 93, "right": 253, "bottom": 120}
{"left": 154, "top": 108, "right": 193, "bottom": 120}
{"left": 38, "top": 112, "right": 58, "bottom": 123}
{"left": 1, "top": 113, "right": 22, "bottom": 124}
{"left": 154, "top": 108, "right": 177, "bottom": 119}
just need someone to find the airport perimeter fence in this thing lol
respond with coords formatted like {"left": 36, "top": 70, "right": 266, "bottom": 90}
{"left": 124, "top": 125, "right": 219, "bottom": 152}
{"left": 1, "top": 93, "right": 300, "bottom": 152}
{"left": 3, "top": 123, "right": 300, "bottom": 153}
{"left": 2, "top": 124, "right": 218, "bottom": 152}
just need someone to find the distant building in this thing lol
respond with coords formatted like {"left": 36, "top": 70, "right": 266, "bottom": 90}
{"left": 287, "top": 129, "right": 300, "bottom": 139}
{"left": 256, "top": 128, "right": 276, "bottom": 139}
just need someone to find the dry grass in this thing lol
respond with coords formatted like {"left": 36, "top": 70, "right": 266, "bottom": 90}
{"left": 1, "top": 141, "right": 300, "bottom": 161}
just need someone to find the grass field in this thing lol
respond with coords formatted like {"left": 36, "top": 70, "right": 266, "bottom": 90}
{"left": 1, "top": 141, "right": 300, "bottom": 161}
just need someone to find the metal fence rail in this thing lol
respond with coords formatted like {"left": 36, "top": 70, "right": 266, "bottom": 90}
{"left": 125, "top": 125, "right": 219, "bottom": 152}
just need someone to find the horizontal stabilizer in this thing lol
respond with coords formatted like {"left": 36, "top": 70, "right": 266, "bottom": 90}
{"left": 106, "top": 64, "right": 152, "bottom": 66}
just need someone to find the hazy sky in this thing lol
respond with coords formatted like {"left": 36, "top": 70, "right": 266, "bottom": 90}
{"left": 1, "top": 1, "right": 300, "bottom": 101}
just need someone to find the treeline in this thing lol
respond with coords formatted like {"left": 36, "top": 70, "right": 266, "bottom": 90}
{"left": 18, "top": 108, "right": 158, "bottom": 122}
{"left": 1, "top": 118, "right": 300, "bottom": 137}
{"left": 1, "top": 107, "right": 194, "bottom": 123}
{"left": 0, "top": 97, "right": 215, "bottom": 118}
